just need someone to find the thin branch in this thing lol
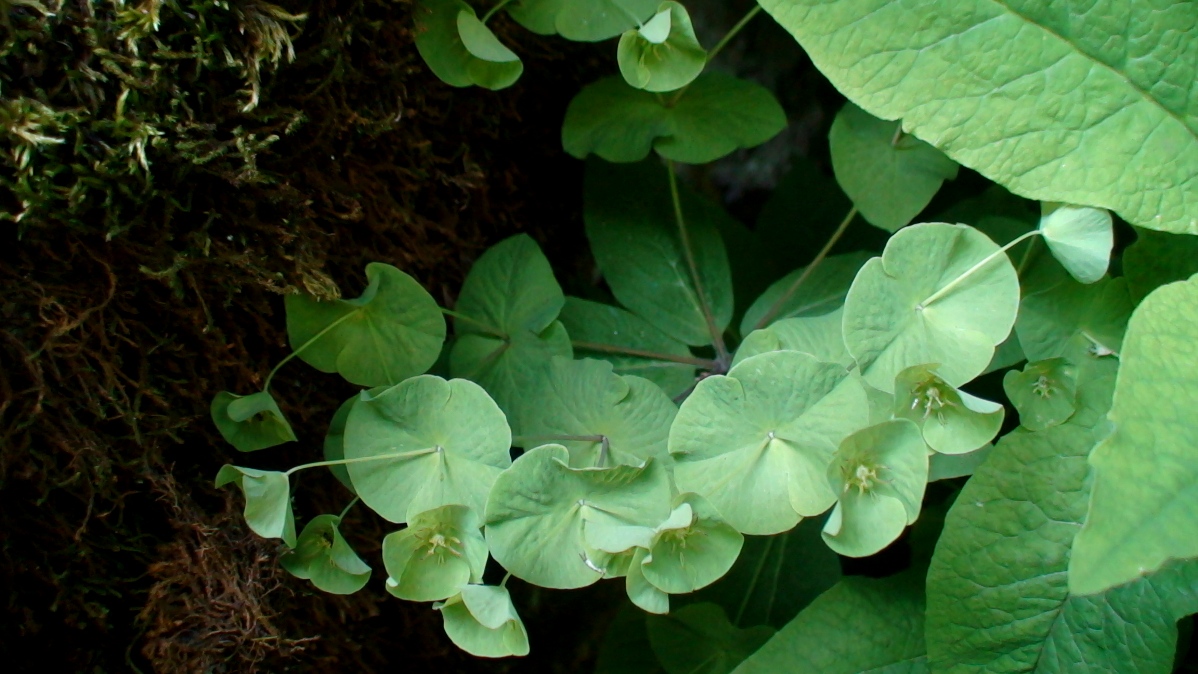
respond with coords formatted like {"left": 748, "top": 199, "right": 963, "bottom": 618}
{"left": 918, "top": 230, "right": 1040, "bottom": 309}
{"left": 707, "top": 5, "right": 763, "bottom": 63}
{"left": 572, "top": 340, "right": 717, "bottom": 369}
{"left": 264, "top": 308, "right": 358, "bottom": 391}
{"left": 667, "top": 160, "right": 730, "bottom": 365}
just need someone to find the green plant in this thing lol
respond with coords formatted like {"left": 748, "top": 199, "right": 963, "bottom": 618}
{"left": 211, "top": 0, "right": 1198, "bottom": 669}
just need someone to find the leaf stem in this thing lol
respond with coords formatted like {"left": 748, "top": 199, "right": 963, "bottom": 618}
{"left": 481, "top": 0, "right": 516, "bottom": 23}
{"left": 513, "top": 434, "right": 606, "bottom": 446}
{"left": 441, "top": 307, "right": 507, "bottom": 340}
{"left": 264, "top": 308, "right": 359, "bottom": 392}
{"left": 501, "top": 571, "right": 512, "bottom": 588}
{"left": 285, "top": 447, "right": 439, "bottom": 476}
{"left": 707, "top": 5, "right": 762, "bottom": 63}
{"left": 337, "top": 497, "right": 360, "bottom": 521}
{"left": 667, "top": 160, "right": 730, "bottom": 365}
{"left": 752, "top": 206, "right": 858, "bottom": 331}
{"left": 918, "top": 230, "right": 1040, "bottom": 310}
{"left": 571, "top": 340, "right": 717, "bottom": 369}
{"left": 1015, "top": 234, "right": 1040, "bottom": 278}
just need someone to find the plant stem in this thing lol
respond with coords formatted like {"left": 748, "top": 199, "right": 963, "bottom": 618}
{"left": 441, "top": 307, "right": 507, "bottom": 339}
{"left": 752, "top": 206, "right": 858, "bottom": 331}
{"left": 513, "top": 434, "right": 606, "bottom": 446}
{"left": 264, "top": 308, "right": 359, "bottom": 391}
{"left": 707, "top": 5, "right": 762, "bottom": 63}
{"left": 285, "top": 447, "right": 439, "bottom": 476}
{"left": 1015, "top": 235, "right": 1040, "bottom": 277}
{"left": 667, "top": 160, "right": 730, "bottom": 365}
{"left": 571, "top": 340, "right": 717, "bottom": 369}
{"left": 482, "top": 0, "right": 516, "bottom": 23}
{"left": 918, "top": 230, "right": 1040, "bottom": 309}
{"left": 890, "top": 124, "right": 905, "bottom": 148}
{"left": 501, "top": 572, "right": 512, "bottom": 588}
{"left": 337, "top": 497, "right": 360, "bottom": 521}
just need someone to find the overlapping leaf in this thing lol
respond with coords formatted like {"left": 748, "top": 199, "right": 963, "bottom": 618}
{"left": 211, "top": 390, "right": 297, "bottom": 452}
{"left": 414, "top": 0, "right": 523, "bottom": 90}
{"left": 647, "top": 603, "right": 773, "bottom": 674}
{"left": 1123, "top": 227, "right": 1198, "bottom": 302}
{"left": 739, "top": 252, "right": 871, "bottom": 335}
{"left": 280, "top": 514, "right": 371, "bottom": 594}
{"left": 1015, "top": 260, "right": 1132, "bottom": 363}
{"left": 734, "top": 309, "right": 851, "bottom": 368}
{"left": 1002, "top": 358, "right": 1078, "bottom": 432}
{"left": 1037, "top": 203, "right": 1113, "bottom": 284}
{"left": 438, "top": 584, "right": 530, "bottom": 658}
{"left": 508, "top": 0, "right": 658, "bottom": 42}
{"left": 617, "top": 2, "right": 706, "bottom": 93}
{"left": 382, "top": 504, "right": 488, "bottom": 601}
{"left": 322, "top": 395, "right": 358, "bottom": 493}
{"left": 894, "top": 365, "right": 1004, "bottom": 455}
{"left": 639, "top": 493, "right": 744, "bottom": 595}
{"left": 215, "top": 465, "right": 296, "bottom": 547}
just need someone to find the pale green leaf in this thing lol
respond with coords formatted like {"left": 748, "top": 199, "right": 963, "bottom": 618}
{"left": 830, "top": 103, "right": 958, "bottom": 232}
{"left": 455, "top": 11, "right": 523, "bottom": 90}
{"left": 508, "top": 0, "right": 659, "bottom": 41}
{"left": 1038, "top": 203, "right": 1114, "bottom": 284}
{"left": 1015, "top": 261, "right": 1133, "bottom": 363}
{"left": 1123, "top": 227, "right": 1198, "bottom": 303}
{"left": 894, "top": 365, "right": 1004, "bottom": 455}
{"left": 215, "top": 465, "right": 296, "bottom": 547}
{"left": 928, "top": 445, "right": 992, "bottom": 482}
{"left": 382, "top": 504, "right": 487, "bottom": 602}
{"left": 413, "top": 0, "right": 522, "bottom": 90}
{"left": 641, "top": 493, "right": 744, "bottom": 594}
{"left": 733, "top": 309, "right": 851, "bottom": 368}
{"left": 1002, "top": 358, "right": 1078, "bottom": 432}
{"left": 211, "top": 391, "right": 297, "bottom": 453}
{"left": 627, "top": 547, "right": 671, "bottom": 614}
{"left": 617, "top": 2, "right": 706, "bottom": 93}
{"left": 280, "top": 514, "right": 371, "bottom": 595}
{"left": 439, "top": 585, "right": 530, "bottom": 658}
{"left": 758, "top": 0, "right": 1198, "bottom": 234}
{"left": 739, "top": 252, "right": 872, "bottom": 335}
{"left": 322, "top": 395, "right": 358, "bottom": 494}
{"left": 647, "top": 603, "right": 774, "bottom": 674}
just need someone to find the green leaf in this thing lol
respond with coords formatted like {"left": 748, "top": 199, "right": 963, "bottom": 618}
{"left": 732, "top": 574, "right": 926, "bottom": 674}
{"left": 829, "top": 103, "right": 958, "bottom": 233}
{"left": 559, "top": 296, "right": 697, "bottom": 398}
{"left": 280, "top": 514, "right": 371, "bottom": 595}
{"left": 519, "top": 357, "right": 677, "bottom": 468}
{"left": 508, "top": 0, "right": 659, "bottom": 42}
{"left": 1015, "top": 261, "right": 1133, "bottom": 363}
{"left": 640, "top": 493, "right": 744, "bottom": 594}
{"left": 627, "top": 546, "right": 671, "bottom": 614}
{"left": 413, "top": 0, "right": 522, "bottom": 90}
{"left": 822, "top": 420, "right": 928, "bottom": 558}
{"left": 484, "top": 444, "right": 672, "bottom": 589}
{"left": 285, "top": 262, "right": 445, "bottom": 387}
{"left": 449, "top": 234, "right": 572, "bottom": 434}
{"left": 739, "top": 252, "right": 872, "bottom": 335}
{"left": 343, "top": 375, "right": 511, "bottom": 523}
{"left": 215, "top": 465, "right": 296, "bottom": 547}
{"left": 1002, "top": 358, "right": 1078, "bottom": 432}
{"left": 1123, "top": 227, "right": 1198, "bottom": 303}
{"left": 438, "top": 584, "right": 530, "bottom": 658}
{"left": 893, "top": 365, "right": 1004, "bottom": 455}
{"left": 210, "top": 391, "right": 297, "bottom": 452}
{"left": 382, "top": 504, "right": 487, "bottom": 602}
{"left": 584, "top": 160, "right": 733, "bottom": 346}
{"left": 1071, "top": 276, "right": 1198, "bottom": 595}
{"left": 617, "top": 2, "right": 706, "bottom": 93}
{"left": 928, "top": 445, "right": 992, "bottom": 482}
{"left": 733, "top": 309, "right": 851, "bottom": 368}
{"left": 563, "top": 73, "right": 787, "bottom": 164}
{"left": 757, "top": 0, "right": 1198, "bottom": 235}
{"left": 670, "top": 351, "right": 870, "bottom": 535}
{"left": 647, "top": 603, "right": 774, "bottom": 674}
{"left": 596, "top": 604, "right": 667, "bottom": 674}
{"left": 842, "top": 223, "right": 1020, "bottom": 392}
{"left": 1037, "top": 203, "right": 1114, "bottom": 284}
{"left": 926, "top": 419, "right": 1198, "bottom": 673}
{"left": 322, "top": 395, "right": 358, "bottom": 494}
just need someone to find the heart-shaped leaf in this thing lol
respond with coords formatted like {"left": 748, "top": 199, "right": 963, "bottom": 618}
{"left": 343, "top": 375, "right": 511, "bottom": 523}
{"left": 215, "top": 465, "right": 296, "bottom": 547}
{"left": 739, "top": 252, "right": 872, "bottom": 335}
{"left": 438, "top": 584, "right": 530, "bottom": 658}
{"left": 647, "top": 603, "right": 774, "bottom": 674}
{"left": 894, "top": 364, "right": 1004, "bottom": 455}
{"left": 484, "top": 444, "right": 672, "bottom": 589}
{"left": 1015, "top": 260, "right": 1133, "bottom": 363}
{"left": 519, "top": 357, "right": 677, "bottom": 468}
{"left": 734, "top": 309, "right": 851, "bottom": 368}
{"left": 1038, "top": 203, "right": 1114, "bottom": 284}
{"left": 382, "top": 504, "right": 487, "bottom": 602}
{"left": 617, "top": 2, "right": 706, "bottom": 93}
{"left": 508, "top": 0, "right": 659, "bottom": 42}
{"left": 280, "top": 514, "right": 371, "bottom": 594}
{"left": 285, "top": 262, "right": 445, "bottom": 387}
{"left": 842, "top": 223, "right": 1020, "bottom": 392}
{"left": 563, "top": 73, "right": 786, "bottom": 164}
{"left": 1002, "top": 358, "right": 1078, "bottom": 432}
{"left": 821, "top": 419, "right": 928, "bottom": 558}
{"left": 830, "top": 103, "right": 958, "bottom": 232}
{"left": 211, "top": 390, "right": 297, "bottom": 452}
{"left": 413, "top": 0, "right": 523, "bottom": 90}
{"left": 641, "top": 493, "right": 744, "bottom": 595}
{"left": 670, "top": 350, "right": 870, "bottom": 535}
{"left": 322, "top": 395, "right": 359, "bottom": 494}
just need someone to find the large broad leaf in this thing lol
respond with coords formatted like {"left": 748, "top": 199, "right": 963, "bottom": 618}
{"left": 647, "top": 603, "right": 774, "bottom": 674}
{"left": 285, "top": 262, "right": 445, "bottom": 387}
{"left": 214, "top": 466, "right": 296, "bottom": 547}
{"left": 670, "top": 351, "right": 870, "bottom": 535}
{"left": 1015, "top": 260, "right": 1133, "bottom": 363}
{"left": 484, "top": 444, "right": 672, "bottom": 589}
{"left": 507, "top": 0, "right": 658, "bottom": 42}
{"left": 739, "top": 252, "right": 872, "bottom": 335}
{"left": 1123, "top": 227, "right": 1198, "bottom": 303}
{"left": 584, "top": 160, "right": 733, "bottom": 346}
{"left": 732, "top": 573, "right": 927, "bottom": 674}
{"left": 519, "top": 357, "right": 677, "bottom": 468}
{"left": 280, "top": 514, "right": 371, "bottom": 595}
{"left": 733, "top": 309, "right": 851, "bottom": 368}
{"left": 559, "top": 297, "right": 697, "bottom": 398}
{"left": 1071, "top": 276, "right": 1198, "bottom": 595}
{"left": 449, "top": 234, "right": 572, "bottom": 434}
{"left": 382, "top": 504, "right": 488, "bottom": 602}
{"left": 758, "top": 0, "right": 1198, "bottom": 235}
{"left": 438, "top": 584, "right": 530, "bottom": 658}
{"left": 1037, "top": 203, "right": 1114, "bottom": 285}
{"left": 893, "top": 365, "right": 1004, "bottom": 455}
{"left": 211, "top": 391, "right": 297, "bottom": 452}
{"left": 830, "top": 102, "right": 958, "bottom": 233}
{"left": 413, "top": 0, "right": 523, "bottom": 90}
{"left": 617, "top": 2, "right": 706, "bottom": 93}
{"left": 343, "top": 375, "right": 511, "bottom": 523}
{"left": 842, "top": 223, "right": 1020, "bottom": 392}
{"left": 926, "top": 419, "right": 1198, "bottom": 673}
{"left": 563, "top": 73, "right": 786, "bottom": 164}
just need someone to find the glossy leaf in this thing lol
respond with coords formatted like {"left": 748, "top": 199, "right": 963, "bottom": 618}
{"left": 733, "top": 309, "right": 851, "bottom": 368}
{"left": 670, "top": 351, "right": 870, "bottom": 535}
{"left": 829, "top": 103, "right": 957, "bottom": 232}
{"left": 641, "top": 493, "right": 744, "bottom": 595}
{"left": 617, "top": 2, "right": 706, "bottom": 93}
{"left": 739, "top": 252, "right": 872, "bottom": 335}
{"left": 484, "top": 444, "right": 672, "bottom": 589}
{"left": 758, "top": 0, "right": 1198, "bottom": 235}
{"left": 894, "top": 365, "right": 1004, "bottom": 455}
{"left": 285, "top": 262, "right": 445, "bottom": 387}
{"left": 343, "top": 375, "right": 511, "bottom": 523}
{"left": 413, "top": 0, "right": 523, "bottom": 90}
{"left": 647, "top": 603, "right": 774, "bottom": 674}
{"left": 438, "top": 585, "right": 530, "bottom": 658}
{"left": 508, "top": 0, "right": 658, "bottom": 42}
{"left": 1038, "top": 203, "right": 1114, "bottom": 284}
{"left": 563, "top": 73, "right": 787, "bottom": 164}
{"left": 215, "top": 465, "right": 296, "bottom": 547}
{"left": 1015, "top": 261, "right": 1133, "bottom": 363}
{"left": 1123, "top": 227, "right": 1198, "bottom": 303}
{"left": 280, "top": 514, "right": 371, "bottom": 595}
{"left": 382, "top": 504, "right": 487, "bottom": 602}
{"left": 211, "top": 390, "right": 297, "bottom": 452}
{"left": 1002, "top": 358, "right": 1078, "bottom": 432}
{"left": 842, "top": 223, "right": 1020, "bottom": 392}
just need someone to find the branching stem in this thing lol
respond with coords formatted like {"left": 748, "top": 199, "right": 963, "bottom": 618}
{"left": 667, "top": 160, "right": 730, "bottom": 366}
{"left": 918, "top": 230, "right": 1040, "bottom": 310}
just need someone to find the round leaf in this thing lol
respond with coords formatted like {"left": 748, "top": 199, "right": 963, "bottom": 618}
{"left": 894, "top": 364, "right": 1004, "bottom": 455}
{"left": 484, "top": 444, "right": 672, "bottom": 589}
{"left": 211, "top": 390, "right": 297, "bottom": 453}
{"left": 641, "top": 493, "right": 744, "bottom": 594}
{"left": 344, "top": 375, "right": 511, "bottom": 523}
{"left": 670, "top": 351, "right": 871, "bottom": 535}
{"left": 439, "top": 585, "right": 530, "bottom": 658}
{"left": 562, "top": 73, "right": 787, "bottom": 164}
{"left": 842, "top": 223, "right": 1020, "bottom": 392}
{"left": 280, "top": 514, "right": 371, "bottom": 595}
{"left": 1002, "top": 358, "right": 1078, "bottom": 431}
{"left": 508, "top": 0, "right": 659, "bottom": 42}
{"left": 382, "top": 504, "right": 487, "bottom": 602}
{"left": 413, "top": 0, "right": 522, "bottom": 90}
{"left": 617, "top": 2, "right": 706, "bottom": 93}
{"left": 215, "top": 465, "right": 296, "bottom": 547}
{"left": 734, "top": 308, "right": 851, "bottom": 368}
{"left": 456, "top": 11, "right": 524, "bottom": 90}
{"left": 1038, "top": 202, "right": 1114, "bottom": 284}
{"left": 285, "top": 262, "right": 445, "bottom": 387}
